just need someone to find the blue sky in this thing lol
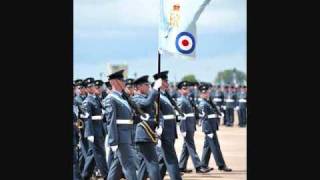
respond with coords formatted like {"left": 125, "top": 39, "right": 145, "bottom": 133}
{"left": 74, "top": 0, "right": 246, "bottom": 82}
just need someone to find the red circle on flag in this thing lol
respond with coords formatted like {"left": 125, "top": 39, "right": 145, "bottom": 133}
{"left": 182, "top": 39, "right": 189, "bottom": 46}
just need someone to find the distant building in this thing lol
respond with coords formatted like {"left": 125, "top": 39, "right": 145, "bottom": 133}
{"left": 107, "top": 63, "right": 128, "bottom": 79}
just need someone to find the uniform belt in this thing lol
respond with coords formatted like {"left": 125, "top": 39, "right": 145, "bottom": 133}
{"left": 92, "top": 115, "right": 103, "bottom": 120}
{"left": 225, "top": 99, "right": 234, "bottom": 102}
{"left": 184, "top": 113, "right": 194, "bottom": 118}
{"left": 213, "top": 98, "right": 222, "bottom": 102}
{"left": 142, "top": 117, "right": 156, "bottom": 122}
{"left": 116, "top": 119, "right": 133, "bottom": 124}
{"left": 163, "top": 114, "right": 175, "bottom": 120}
{"left": 79, "top": 113, "right": 89, "bottom": 119}
{"left": 208, "top": 114, "right": 218, "bottom": 118}
{"left": 239, "top": 99, "right": 247, "bottom": 103}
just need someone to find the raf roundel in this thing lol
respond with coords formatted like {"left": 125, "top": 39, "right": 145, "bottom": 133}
{"left": 175, "top": 32, "right": 195, "bottom": 54}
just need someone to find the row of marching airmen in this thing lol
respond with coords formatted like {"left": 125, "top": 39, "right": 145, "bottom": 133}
{"left": 73, "top": 69, "right": 247, "bottom": 180}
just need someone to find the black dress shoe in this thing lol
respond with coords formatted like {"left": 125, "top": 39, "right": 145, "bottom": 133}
{"left": 205, "top": 167, "right": 214, "bottom": 171}
{"left": 179, "top": 168, "right": 192, "bottom": 173}
{"left": 196, "top": 167, "right": 210, "bottom": 173}
{"left": 200, "top": 167, "right": 212, "bottom": 171}
{"left": 218, "top": 166, "right": 232, "bottom": 172}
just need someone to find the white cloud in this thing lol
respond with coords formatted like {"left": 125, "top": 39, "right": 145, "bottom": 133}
{"left": 198, "top": 8, "right": 246, "bottom": 33}
{"left": 74, "top": 0, "right": 158, "bottom": 28}
{"left": 74, "top": 0, "right": 246, "bottom": 39}
{"left": 74, "top": 29, "right": 138, "bottom": 40}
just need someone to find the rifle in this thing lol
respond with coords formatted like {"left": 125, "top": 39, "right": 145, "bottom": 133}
{"left": 121, "top": 90, "right": 149, "bottom": 121}
{"left": 188, "top": 96, "right": 200, "bottom": 120}
{"left": 122, "top": 90, "right": 158, "bottom": 142}
{"left": 208, "top": 96, "right": 222, "bottom": 116}
{"left": 164, "top": 90, "right": 184, "bottom": 117}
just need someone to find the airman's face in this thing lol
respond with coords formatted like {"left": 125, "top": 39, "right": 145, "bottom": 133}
{"left": 201, "top": 91, "right": 210, "bottom": 99}
{"left": 86, "top": 86, "right": 95, "bottom": 94}
{"left": 162, "top": 79, "right": 169, "bottom": 89}
{"left": 179, "top": 86, "right": 190, "bottom": 96}
{"left": 94, "top": 86, "right": 102, "bottom": 95}
{"left": 79, "top": 86, "right": 86, "bottom": 94}
{"left": 125, "top": 85, "right": 134, "bottom": 96}
{"left": 136, "top": 83, "right": 150, "bottom": 94}
{"left": 110, "top": 79, "right": 125, "bottom": 91}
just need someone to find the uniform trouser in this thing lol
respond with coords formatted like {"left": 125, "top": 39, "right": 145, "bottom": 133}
{"left": 79, "top": 137, "right": 88, "bottom": 172}
{"left": 159, "top": 139, "right": 182, "bottom": 180}
{"left": 136, "top": 142, "right": 161, "bottom": 180}
{"left": 107, "top": 149, "right": 114, "bottom": 170}
{"left": 136, "top": 152, "right": 148, "bottom": 180}
{"left": 201, "top": 132, "right": 226, "bottom": 168}
{"left": 81, "top": 136, "right": 108, "bottom": 179}
{"left": 107, "top": 143, "right": 137, "bottom": 180}
{"left": 179, "top": 131, "right": 202, "bottom": 170}
{"left": 216, "top": 105, "right": 222, "bottom": 125}
{"left": 221, "top": 109, "right": 227, "bottom": 125}
{"left": 132, "top": 144, "right": 140, "bottom": 170}
{"left": 201, "top": 137, "right": 211, "bottom": 168}
{"left": 107, "top": 150, "right": 123, "bottom": 180}
{"left": 238, "top": 108, "right": 247, "bottom": 126}
{"left": 138, "top": 146, "right": 163, "bottom": 180}
{"left": 225, "top": 108, "right": 234, "bottom": 125}
{"left": 73, "top": 145, "right": 82, "bottom": 180}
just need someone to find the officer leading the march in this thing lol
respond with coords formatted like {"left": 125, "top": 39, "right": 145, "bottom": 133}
{"left": 104, "top": 79, "right": 132, "bottom": 180}
{"left": 81, "top": 78, "right": 108, "bottom": 180}
{"left": 103, "top": 70, "right": 138, "bottom": 180}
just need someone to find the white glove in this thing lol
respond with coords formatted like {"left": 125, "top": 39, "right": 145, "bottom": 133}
{"left": 178, "top": 115, "right": 186, "bottom": 121}
{"left": 156, "top": 126, "right": 163, "bottom": 136}
{"left": 111, "top": 145, "right": 118, "bottom": 152}
{"left": 153, "top": 79, "right": 162, "bottom": 90}
{"left": 222, "top": 106, "right": 227, "bottom": 110}
{"left": 80, "top": 112, "right": 89, "bottom": 118}
{"left": 157, "top": 140, "right": 162, "bottom": 147}
{"left": 207, "top": 133, "right": 214, "bottom": 138}
{"left": 235, "top": 106, "right": 240, "bottom": 111}
{"left": 87, "top": 136, "right": 94, "bottom": 143}
{"left": 181, "top": 132, "right": 186, "bottom": 138}
{"left": 219, "top": 112, "right": 225, "bottom": 118}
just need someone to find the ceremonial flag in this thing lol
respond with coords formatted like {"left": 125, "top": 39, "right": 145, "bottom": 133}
{"left": 158, "top": 0, "right": 211, "bottom": 59}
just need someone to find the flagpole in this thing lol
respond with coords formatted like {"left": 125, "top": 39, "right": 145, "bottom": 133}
{"left": 157, "top": 51, "right": 161, "bottom": 125}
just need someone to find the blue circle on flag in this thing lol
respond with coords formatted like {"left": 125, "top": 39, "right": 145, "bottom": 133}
{"left": 175, "top": 32, "right": 195, "bottom": 54}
